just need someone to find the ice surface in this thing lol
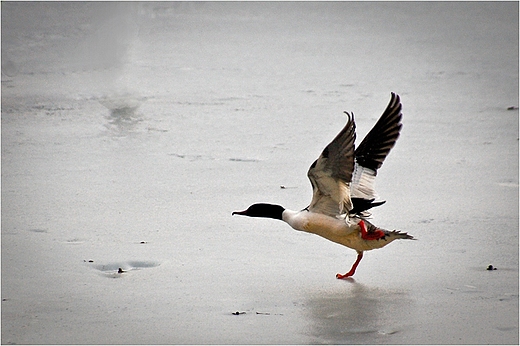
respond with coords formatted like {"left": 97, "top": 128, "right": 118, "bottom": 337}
{"left": 2, "top": 2, "right": 518, "bottom": 344}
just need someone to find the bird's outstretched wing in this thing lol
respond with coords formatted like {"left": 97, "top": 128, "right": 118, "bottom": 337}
{"left": 307, "top": 113, "right": 356, "bottom": 217}
{"left": 350, "top": 92, "right": 402, "bottom": 215}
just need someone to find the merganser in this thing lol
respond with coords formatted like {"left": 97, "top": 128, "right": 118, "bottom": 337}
{"left": 233, "top": 93, "right": 414, "bottom": 278}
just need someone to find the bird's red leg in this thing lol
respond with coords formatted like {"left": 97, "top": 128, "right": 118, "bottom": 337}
{"left": 336, "top": 251, "right": 363, "bottom": 279}
{"left": 358, "top": 220, "right": 385, "bottom": 240}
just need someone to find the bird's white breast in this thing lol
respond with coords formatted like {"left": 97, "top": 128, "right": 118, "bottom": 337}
{"left": 282, "top": 210, "right": 356, "bottom": 243}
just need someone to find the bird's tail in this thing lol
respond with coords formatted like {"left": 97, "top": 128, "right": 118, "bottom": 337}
{"left": 384, "top": 229, "right": 415, "bottom": 240}
{"left": 363, "top": 218, "right": 415, "bottom": 240}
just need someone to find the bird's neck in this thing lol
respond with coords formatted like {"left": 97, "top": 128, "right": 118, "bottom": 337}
{"left": 281, "top": 209, "right": 307, "bottom": 231}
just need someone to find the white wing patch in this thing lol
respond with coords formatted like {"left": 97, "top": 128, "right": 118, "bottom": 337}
{"left": 350, "top": 163, "right": 379, "bottom": 200}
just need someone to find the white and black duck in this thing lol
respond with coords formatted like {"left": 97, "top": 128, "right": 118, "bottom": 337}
{"left": 233, "top": 92, "right": 414, "bottom": 278}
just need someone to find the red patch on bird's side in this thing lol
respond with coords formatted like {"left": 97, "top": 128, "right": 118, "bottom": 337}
{"left": 358, "top": 220, "right": 386, "bottom": 240}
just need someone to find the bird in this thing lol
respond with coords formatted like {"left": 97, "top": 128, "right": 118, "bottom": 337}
{"left": 232, "top": 92, "right": 414, "bottom": 279}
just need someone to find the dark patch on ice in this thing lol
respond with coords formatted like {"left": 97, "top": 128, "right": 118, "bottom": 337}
{"left": 229, "top": 158, "right": 259, "bottom": 162}
{"left": 32, "top": 105, "right": 74, "bottom": 112}
{"left": 377, "top": 329, "right": 399, "bottom": 335}
{"left": 1, "top": 80, "right": 15, "bottom": 88}
{"left": 170, "top": 153, "right": 186, "bottom": 159}
{"left": 64, "top": 238, "right": 85, "bottom": 245}
{"left": 88, "top": 260, "right": 160, "bottom": 278}
{"left": 231, "top": 310, "right": 283, "bottom": 316}
{"left": 169, "top": 153, "right": 215, "bottom": 161}
{"left": 416, "top": 219, "right": 434, "bottom": 224}
{"left": 324, "top": 90, "right": 342, "bottom": 96}
{"left": 30, "top": 104, "right": 75, "bottom": 116}
{"left": 108, "top": 106, "right": 140, "bottom": 118}
{"left": 469, "top": 266, "right": 515, "bottom": 272}
{"left": 99, "top": 94, "right": 146, "bottom": 135}
{"left": 256, "top": 311, "right": 284, "bottom": 316}
{"left": 92, "top": 260, "right": 160, "bottom": 271}
{"left": 28, "top": 228, "right": 48, "bottom": 233}
{"left": 173, "top": 101, "right": 225, "bottom": 106}
{"left": 217, "top": 96, "right": 244, "bottom": 102}
{"left": 146, "top": 127, "right": 168, "bottom": 132}
{"left": 496, "top": 326, "right": 517, "bottom": 331}
{"left": 497, "top": 179, "right": 519, "bottom": 188}
{"left": 497, "top": 293, "right": 519, "bottom": 302}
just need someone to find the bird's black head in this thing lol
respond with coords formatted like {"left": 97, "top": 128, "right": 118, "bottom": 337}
{"left": 232, "top": 203, "right": 285, "bottom": 220}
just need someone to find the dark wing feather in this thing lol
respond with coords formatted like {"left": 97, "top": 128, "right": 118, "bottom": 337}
{"left": 307, "top": 113, "right": 356, "bottom": 216}
{"left": 350, "top": 92, "right": 403, "bottom": 213}
{"left": 354, "top": 92, "right": 402, "bottom": 171}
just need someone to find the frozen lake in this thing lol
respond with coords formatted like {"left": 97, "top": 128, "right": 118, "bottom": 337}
{"left": 2, "top": 2, "right": 518, "bottom": 344}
